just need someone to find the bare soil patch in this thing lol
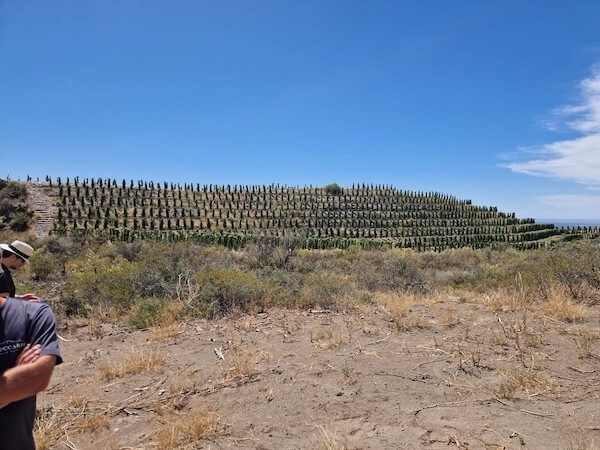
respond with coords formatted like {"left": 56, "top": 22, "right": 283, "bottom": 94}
{"left": 38, "top": 297, "right": 600, "bottom": 449}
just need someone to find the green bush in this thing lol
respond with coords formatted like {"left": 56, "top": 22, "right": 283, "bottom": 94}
{"left": 193, "top": 267, "right": 267, "bottom": 317}
{"left": 299, "top": 271, "right": 354, "bottom": 310}
{"left": 10, "top": 212, "right": 30, "bottom": 231}
{"left": 0, "top": 181, "right": 27, "bottom": 200}
{"left": 61, "top": 254, "right": 137, "bottom": 315}
{"left": 29, "top": 252, "right": 58, "bottom": 281}
{"left": 324, "top": 183, "right": 343, "bottom": 195}
{"left": 128, "top": 298, "right": 168, "bottom": 328}
{"left": 351, "top": 250, "right": 427, "bottom": 293}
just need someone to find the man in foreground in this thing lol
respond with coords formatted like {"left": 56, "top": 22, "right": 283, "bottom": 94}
{"left": 0, "top": 295, "right": 62, "bottom": 449}
{"left": 0, "top": 240, "right": 40, "bottom": 300}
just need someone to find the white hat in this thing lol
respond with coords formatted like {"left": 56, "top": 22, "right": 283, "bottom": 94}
{"left": 0, "top": 240, "right": 34, "bottom": 264}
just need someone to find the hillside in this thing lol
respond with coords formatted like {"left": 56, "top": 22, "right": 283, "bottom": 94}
{"left": 24, "top": 178, "right": 598, "bottom": 250}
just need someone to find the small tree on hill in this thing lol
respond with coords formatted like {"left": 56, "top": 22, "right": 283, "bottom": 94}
{"left": 325, "top": 183, "right": 343, "bottom": 195}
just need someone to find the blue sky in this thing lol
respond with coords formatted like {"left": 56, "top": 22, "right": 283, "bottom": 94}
{"left": 1, "top": 1, "right": 600, "bottom": 219}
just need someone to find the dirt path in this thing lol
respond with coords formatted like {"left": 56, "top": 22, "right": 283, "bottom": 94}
{"left": 27, "top": 182, "right": 56, "bottom": 239}
{"left": 36, "top": 298, "right": 600, "bottom": 449}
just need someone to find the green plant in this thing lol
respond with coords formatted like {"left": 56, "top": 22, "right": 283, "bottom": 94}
{"left": 192, "top": 267, "right": 267, "bottom": 316}
{"left": 128, "top": 298, "right": 169, "bottom": 328}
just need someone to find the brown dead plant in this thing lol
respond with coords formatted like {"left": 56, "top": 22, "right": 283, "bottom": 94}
{"left": 542, "top": 296, "right": 588, "bottom": 322}
{"left": 311, "top": 327, "right": 344, "bottom": 349}
{"left": 495, "top": 366, "right": 560, "bottom": 399}
{"left": 101, "top": 348, "right": 166, "bottom": 380}
{"left": 154, "top": 407, "right": 226, "bottom": 449}
{"left": 223, "top": 344, "right": 255, "bottom": 381}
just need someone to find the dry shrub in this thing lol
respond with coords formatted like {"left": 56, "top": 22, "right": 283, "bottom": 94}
{"left": 311, "top": 327, "right": 343, "bottom": 349}
{"left": 543, "top": 296, "right": 588, "bottom": 322}
{"left": 480, "top": 289, "right": 534, "bottom": 313}
{"left": 342, "top": 364, "right": 359, "bottom": 386}
{"left": 223, "top": 345, "right": 254, "bottom": 381}
{"left": 101, "top": 348, "right": 166, "bottom": 379}
{"left": 71, "top": 412, "right": 111, "bottom": 435}
{"left": 34, "top": 408, "right": 63, "bottom": 450}
{"left": 193, "top": 267, "right": 268, "bottom": 317}
{"left": 502, "top": 314, "right": 545, "bottom": 350}
{"left": 257, "top": 348, "right": 272, "bottom": 361}
{"left": 314, "top": 423, "right": 353, "bottom": 450}
{"left": 151, "top": 323, "right": 183, "bottom": 342}
{"left": 440, "top": 307, "right": 460, "bottom": 327}
{"left": 235, "top": 317, "right": 255, "bottom": 332}
{"left": 573, "top": 328, "right": 600, "bottom": 359}
{"left": 300, "top": 272, "right": 354, "bottom": 310}
{"left": 377, "top": 292, "right": 429, "bottom": 331}
{"left": 495, "top": 367, "right": 559, "bottom": 399}
{"left": 361, "top": 323, "right": 380, "bottom": 335}
{"left": 69, "top": 395, "right": 88, "bottom": 408}
{"left": 154, "top": 408, "right": 226, "bottom": 449}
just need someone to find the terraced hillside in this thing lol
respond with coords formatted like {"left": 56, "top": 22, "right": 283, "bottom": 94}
{"left": 28, "top": 177, "right": 591, "bottom": 251}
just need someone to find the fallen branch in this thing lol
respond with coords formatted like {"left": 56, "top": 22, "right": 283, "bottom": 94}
{"left": 375, "top": 371, "right": 429, "bottom": 384}
{"left": 568, "top": 366, "right": 596, "bottom": 374}
{"left": 413, "top": 357, "right": 448, "bottom": 371}
{"left": 366, "top": 332, "right": 392, "bottom": 346}
{"left": 414, "top": 399, "right": 481, "bottom": 415}
{"left": 494, "top": 398, "right": 554, "bottom": 418}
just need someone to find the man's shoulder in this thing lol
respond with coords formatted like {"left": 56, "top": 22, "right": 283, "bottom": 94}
{"left": 4, "top": 298, "right": 56, "bottom": 319}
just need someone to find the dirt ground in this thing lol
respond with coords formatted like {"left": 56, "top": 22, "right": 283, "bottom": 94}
{"left": 38, "top": 296, "right": 600, "bottom": 449}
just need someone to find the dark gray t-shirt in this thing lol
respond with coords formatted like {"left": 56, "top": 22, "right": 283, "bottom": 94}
{"left": 0, "top": 297, "right": 62, "bottom": 450}
{"left": 0, "top": 264, "right": 16, "bottom": 297}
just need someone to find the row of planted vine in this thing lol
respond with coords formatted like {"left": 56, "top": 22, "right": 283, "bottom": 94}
{"left": 38, "top": 177, "right": 596, "bottom": 251}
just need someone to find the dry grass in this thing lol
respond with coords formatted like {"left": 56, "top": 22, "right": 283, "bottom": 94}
{"left": 257, "top": 348, "right": 272, "bottom": 361}
{"left": 235, "top": 317, "right": 256, "bottom": 332}
{"left": 100, "top": 348, "right": 166, "bottom": 380}
{"left": 70, "top": 412, "right": 111, "bottom": 435}
{"left": 495, "top": 367, "right": 560, "bottom": 399}
{"left": 223, "top": 344, "right": 254, "bottom": 381}
{"left": 573, "top": 328, "right": 600, "bottom": 359}
{"left": 502, "top": 314, "right": 546, "bottom": 350}
{"left": 440, "top": 307, "right": 460, "bottom": 327}
{"left": 312, "top": 327, "right": 344, "bottom": 349}
{"left": 33, "top": 409, "right": 63, "bottom": 450}
{"left": 314, "top": 423, "right": 353, "bottom": 450}
{"left": 154, "top": 408, "right": 226, "bottom": 449}
{"left": 543, "top": 296, "right": 588, "bottom": 322}
{"left": 376, "top": 292, "right": 430, "bottom": 331}
{"left": 480, "top": 290, "right": 534, "bottom": 313}
{"left": 151, "top": 302, "right": 185, "bottom": 341}
{"left": 151, "top": 323, "right": 183, "bottom": 342}
{"left": 342, "top": 364, "right": 359, "bottom": 386}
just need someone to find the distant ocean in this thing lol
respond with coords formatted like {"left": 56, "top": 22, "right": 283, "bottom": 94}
{"left": 536, "top": 219, "right": 600, "bottom": 228}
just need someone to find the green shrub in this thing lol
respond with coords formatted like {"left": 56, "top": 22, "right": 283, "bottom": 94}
{"left": 29, "top": 252, "right": 58, "bottom": 281}
{"left": 61, "top": 254, "right": 137, "bottom": 316}
{"left": 299, "top": 271, "right": 354, "bottom": 310}
{"left": 10, "top": 212, "right": 30, "bottom": 231}
{"left": 128, "top": 298, "right": 168, "bottom": 328}
{"left": 324, "top": 183, "right": 343, "bottom": 195}
{"left": 192, "top": 267, "right": 267, "bottom": 317}
{"left": 0, "top": 181, "right": 27, "bottom": 200}
{"left": 351, "top": 250, "right": 427, "bottom": 293}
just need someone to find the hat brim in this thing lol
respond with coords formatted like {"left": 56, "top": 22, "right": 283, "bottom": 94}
{"left": 0, "top": 243, "right": 30, "bottom": 263}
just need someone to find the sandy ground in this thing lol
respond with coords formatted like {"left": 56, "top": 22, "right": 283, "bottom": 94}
{"left": 38, "top": 297, "right": 600, "bottom": 449}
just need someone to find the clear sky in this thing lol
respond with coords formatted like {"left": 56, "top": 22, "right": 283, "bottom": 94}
{"left": 1, "top": 1, "right": 600, "bottom": 219}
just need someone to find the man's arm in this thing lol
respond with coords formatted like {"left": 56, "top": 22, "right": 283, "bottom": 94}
{"left": 0, "top": 355, "right": 57, "bottom": 409}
